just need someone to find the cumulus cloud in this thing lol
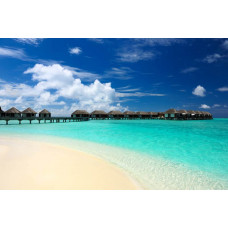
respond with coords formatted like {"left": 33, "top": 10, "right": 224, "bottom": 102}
{"left": 0, "top": 64, "right": 127, "bottom": 114}
{"left": 192, "top": 85, "right": 206, "bottom": 97}
{"left": 69, "top": 47, "right": 82, "bottom": 55}
{"left": 200, "top": 104, "right": 210, "bottom": 109}
{"left": 14, "top": 38, "right": 43, "bottom": 46}
{"left": 203, "top": 53, "right": 222, "bottom": 63}
{"left": 181, "top": 67, "right": 198, "bottom": 74}
{"left": 217, "top": 86, "right": 228, "bottom": 92}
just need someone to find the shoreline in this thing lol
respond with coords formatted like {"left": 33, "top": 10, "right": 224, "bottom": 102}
{"left": 0, "top": 136, "right": 141, "bottom": 190}
{"left": 0, "top": 133, "right": 227, "bottom": 190}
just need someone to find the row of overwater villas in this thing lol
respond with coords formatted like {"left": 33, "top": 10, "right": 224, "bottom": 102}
{"left": 0, "top": 107, "right": 213, "bottom": 120}
{"left": 73, "top": 109, "right": 213, "bottom": 120}
{"left": 0, "top": 107, "right": 51, "bottom": 118}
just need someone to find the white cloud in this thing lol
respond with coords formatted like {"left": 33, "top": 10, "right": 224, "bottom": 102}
{"left": 217, "top": 86, "right": 228, "bottom": 92}
{"left": 181, "top": 67, "right": 198, "bottom": 74}
{"left": 0, "top": 47, "right": 27, "bottom": 60}
{"left": 14, "top": 38, "right": 43, "bottom": 46}
{"left": 192, "top": 85, "right": 206, "bottom": 97}
{"left": 0, "top": 64, "right": 127, "bottom": 114}
{"left": 116, "top": 92, "right": 165, "bottom": 97}
{"left": 134, "top": 38, "right": 183, "bottom": 47}
{"left": 213, "top": 104, "right": 221, "bottom": 108}
{"left": 104, "top": 67, "right": 133, "bottom": 80}
{"left": 200, "top": 104, "right": 210, "bottom": 109}
{"left": 203, "top": 53, "right": 222, "bottom": 63}
{"left": 69, "top": 47, "right": 82, "bottom": 55}
{"left": 222, "top": 40, "right": 228, "bottom": 49}
{"left": 117, "top": 49, "right": 154, "bottom": 62}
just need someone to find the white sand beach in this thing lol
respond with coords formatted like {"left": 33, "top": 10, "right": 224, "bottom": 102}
{"left": 0, "top": 137, "right": 140, "bottom": 190}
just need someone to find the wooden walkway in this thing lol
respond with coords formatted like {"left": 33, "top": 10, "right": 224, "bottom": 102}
{"left": 0, "top": 117, "right": 89, "bottom": 125}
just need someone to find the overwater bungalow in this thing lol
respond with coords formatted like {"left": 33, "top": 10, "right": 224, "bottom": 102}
{"left": 0, "top": 106, "right": 5, "bottom": 117}
{"left": 5, "top": 107, "right": 21, "bottom": 118}
{"left": 147, "top": 112, "right": 153, "bottom": 118}
{"left": 108, "top": 111, "right": 124, "bottom": 119}
{"left": 136, "top": 111, "right": 150, "bottom": 119}
{"left": 123, "top": 111, "right": 137, "bottom": 119}
{"left": 158, "top": 112, "right": 165, "bottom": 119}
{"left": 187, "top": 110, "right": 196, "bottom": 120}
{"left": 148, "top": 112, "right": 156, "bottom": 119}
{"left": 204, "top": 111, "right": 212, "bottom": 119}
{"left": 198, "top": 111, "right": 205, "bottom": 119}
{"left": 164, "top": 109, "right": 178, "bottom": 120}
{"left": 71, "top": 110, "right": 90, "bottom": 118}
{"left": 194, "top": 111, "right": 201, "bottom": 120}
{"left": 39, "top": 109, "right": 51, "bottom": 118}
{"left": 178, "top": 110, "right": 188, "bottom": 120}
{"left": 90, "top": 110, "right": 108, "bottom": 119}
{"left": 22, "top": 107, "right": 37, "bottom": 118}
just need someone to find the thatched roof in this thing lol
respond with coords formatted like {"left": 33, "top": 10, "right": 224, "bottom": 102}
{"left": 178, "top": 109, "right": 187, "bottom": 114}
{"left": 72, "top": 110, "right": 89, "bottom": 115}
{"left": 165, "top": 108, "right": 178, "bottom": 114}
{"left": 205, "top": 112, "right": 211, "bottom": 115}
{"left": 187, "top": 110, "right": 196, "bottom": 115}
{"left": 22, "top": 107, "right": 37, "bottom": 114}
{"left": 194, "top": 111, "right": 201, "bottom": 114}
{"left": 148, "top": 112, "right": 158, "bottom": 115}
{"left": 5, "top": 107, "right": 21, "bottom": 114}
{"left": 123, "top": 111, "right": 136, "bottom": 115}
{"left": 0, "top": 107, "right": 4, "bottom": 113}
{"left": 108, "top": 111, "right": 123, "bottom": 115}
{"left": 39, "top": 109, "right": 51, "bottom": 114}
{"left": 136, "top": 111, "right": 149, "bottom": 115}
{"left": 91, "top": 110, "right": 107, "bottom": 115}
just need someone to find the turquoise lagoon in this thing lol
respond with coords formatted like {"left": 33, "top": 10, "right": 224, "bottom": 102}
{"left": 0, "top": 118, "right": 228, "bottom": 189}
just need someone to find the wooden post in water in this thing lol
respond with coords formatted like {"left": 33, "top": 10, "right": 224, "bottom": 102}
{"left": 6, "top": 120, "right": 8, "bottom": 125}
{"left": 19, "top": 120, "right": 21, "bottom": 124}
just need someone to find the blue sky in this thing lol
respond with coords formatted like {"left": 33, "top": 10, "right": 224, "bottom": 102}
{"left": 0, "top": 38, "right": 228, "bottom": 117}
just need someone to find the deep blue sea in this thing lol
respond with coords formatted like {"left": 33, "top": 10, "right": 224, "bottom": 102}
{"left": 1, "top": 118, "right": 228, "bottom": 189}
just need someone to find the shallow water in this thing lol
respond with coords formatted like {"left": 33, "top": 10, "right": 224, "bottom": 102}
{"left": 1, "top": 118, "right": 228, "bottom": 189}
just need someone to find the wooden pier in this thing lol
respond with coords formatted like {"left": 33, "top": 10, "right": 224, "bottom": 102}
{"left": 0, "top": 117, "right": 89, "bottom": 125}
